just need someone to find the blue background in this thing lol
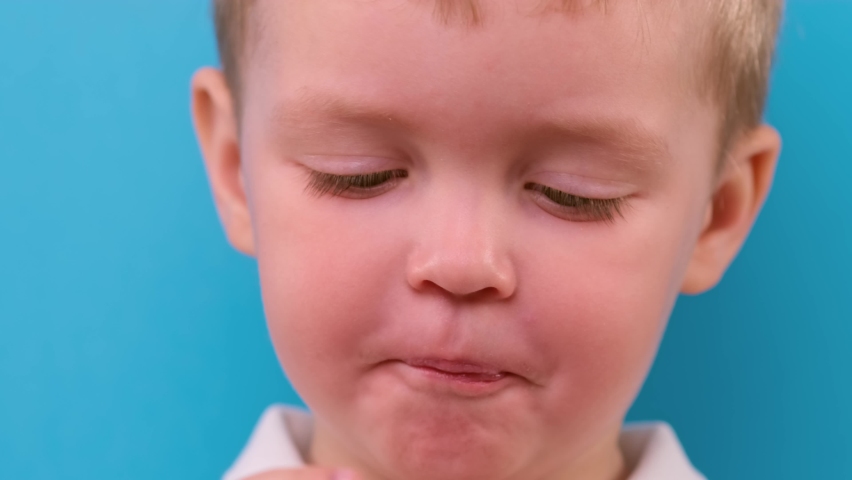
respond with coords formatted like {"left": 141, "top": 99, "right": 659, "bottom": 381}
{"left": 0, "top": 1, "right": 849, "bottom": 478}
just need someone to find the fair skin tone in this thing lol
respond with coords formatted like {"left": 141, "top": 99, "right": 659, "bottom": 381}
{"left": 191, "top": 1, "right": 780, "bottom": 479}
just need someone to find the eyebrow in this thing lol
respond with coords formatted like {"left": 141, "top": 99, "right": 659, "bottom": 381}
{"left": 270, "top": 90, "right": 671, "bottom": 172}
{"left": 270, "top": 90, "right": 414, "bottom": 132}
{"left": 532, "top": 115, "right": 672, "bottom": 175}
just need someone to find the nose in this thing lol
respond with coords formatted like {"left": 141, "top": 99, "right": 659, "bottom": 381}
{"left": 405, "top": 194, "right": 517, "bottom": 301}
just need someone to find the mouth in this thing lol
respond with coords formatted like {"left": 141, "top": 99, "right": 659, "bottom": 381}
{"left": 403, "top": 358, "right": 509, "bottom": 382}
{"left": 391, "top": 357, "right": 517, "bottom": 397}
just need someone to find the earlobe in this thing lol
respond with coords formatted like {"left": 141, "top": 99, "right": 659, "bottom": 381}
{"left": 190, "top": 67, "right": 256, "bottom": 256}
{"left": 681, "top": 125, "right": 781, "bottom": 295}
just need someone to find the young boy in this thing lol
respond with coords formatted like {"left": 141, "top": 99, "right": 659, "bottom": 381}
{"left": 190, "top": 0, "right": 783, "bottom": 479}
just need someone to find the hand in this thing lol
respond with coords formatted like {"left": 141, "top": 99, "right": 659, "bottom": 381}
{"left": 245, "top": 467, "right": 361, "bottom": 480}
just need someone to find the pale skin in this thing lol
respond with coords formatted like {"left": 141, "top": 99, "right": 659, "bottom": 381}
{"left": 191, "top": 1, "right": 781, "bottom": 479}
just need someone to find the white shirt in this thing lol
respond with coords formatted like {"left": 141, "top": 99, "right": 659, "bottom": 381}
{"left": 223, "top": 405, "right": 706, "bottom": 480}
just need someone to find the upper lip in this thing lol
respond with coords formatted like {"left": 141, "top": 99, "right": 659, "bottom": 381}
{"left": 403, "top": 357, "right": 507, "bottom": 375}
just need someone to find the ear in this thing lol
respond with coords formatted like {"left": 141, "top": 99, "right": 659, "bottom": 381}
{"left": 681, "top": 124, "right": 781, "bottom": 294}
{"left": 190, "top": 67, "right": 255, "bottom": 256}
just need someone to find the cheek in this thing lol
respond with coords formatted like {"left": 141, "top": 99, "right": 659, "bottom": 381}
{"left": 518, "top": 210, "right": 693, "bottom": 429}
{"left": 250, "top": 182, "right": 404, "bottom": 403}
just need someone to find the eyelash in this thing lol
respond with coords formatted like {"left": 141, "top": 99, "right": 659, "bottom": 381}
{"left": 305, "top": 170, "right": 626, "bottom": 223}
{"left": 523, "top": 183, "right": 626, "bottom": 223}
{"left": 305, "top": 169, "right": 409, "bottom": 197}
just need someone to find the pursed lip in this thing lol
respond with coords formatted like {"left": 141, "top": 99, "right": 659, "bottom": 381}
{"left": 389, "top": 357, "right": 519, "bottom": 397}
{"left": 402, "top": 358, "right": 509, "bottom": 381}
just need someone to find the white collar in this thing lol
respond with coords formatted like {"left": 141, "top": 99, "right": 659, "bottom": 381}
{"left": 223, "top": 405, "right": 706, "bottom": 480}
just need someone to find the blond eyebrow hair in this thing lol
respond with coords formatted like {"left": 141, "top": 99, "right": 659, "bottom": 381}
{"left": 272, "top": 87, "right": 670, "bottom": 170}
{"left": 212, "top": 0, "right": 784, "bottom": 161}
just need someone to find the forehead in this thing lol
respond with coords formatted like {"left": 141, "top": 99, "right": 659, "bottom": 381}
{"left": 247, "top": 0, "right": 701, "bottom": 67}
{"left": 243, "top": 0, "right": 711, "bottom": 172}
{"left": 246, "top": 0, "right": 701, "bottom": 105}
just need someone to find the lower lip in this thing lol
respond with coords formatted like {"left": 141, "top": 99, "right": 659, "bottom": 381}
{"left": 393, "top": 362, "right": 515, "bottom": 397}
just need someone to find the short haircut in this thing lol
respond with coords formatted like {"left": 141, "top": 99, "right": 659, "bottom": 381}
{"left": 211, "top": 0, "right": 784, "bottom": 160}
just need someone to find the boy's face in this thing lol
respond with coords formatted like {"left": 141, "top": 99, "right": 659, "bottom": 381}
{"left": 195, "top": 1, "right": 777, "bottom": 479}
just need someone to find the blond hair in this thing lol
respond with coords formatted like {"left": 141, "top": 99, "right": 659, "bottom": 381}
{"left": 212, "top": 0, "right": 783, "bottom": 155}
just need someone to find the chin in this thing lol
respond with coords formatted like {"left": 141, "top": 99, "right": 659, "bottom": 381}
{"left": 378, "top": 448, "right": 518, "bottom": 480}
{"left": 363, "top": 407, "right": 532, "bottom": 480}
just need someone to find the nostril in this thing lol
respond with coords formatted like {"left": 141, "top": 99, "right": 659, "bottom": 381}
{"left": 463, "top": 285, "right": 506, "bottom": 302}
{"left": 407, "top": 257, "right": 516, "bottom": 300}
{"left": 418, "top": 279, "right": 503, "bottom": 300}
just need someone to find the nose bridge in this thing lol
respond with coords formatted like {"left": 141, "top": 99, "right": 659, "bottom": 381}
{"left": 406, "top": 178, "right": 516, "bottom": 299}
{"left": 437, "top": 188, "right": 492, "bottom": 262}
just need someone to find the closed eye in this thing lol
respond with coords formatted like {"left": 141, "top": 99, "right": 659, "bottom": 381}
{"left": 303, "top": 171, "right": 626, "bottom": 222}
{"left": 524, "top": 183, "right": 627, "bottom": 223}
{"left": 305, "top": 169, "right": 408, "bottom": 198}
